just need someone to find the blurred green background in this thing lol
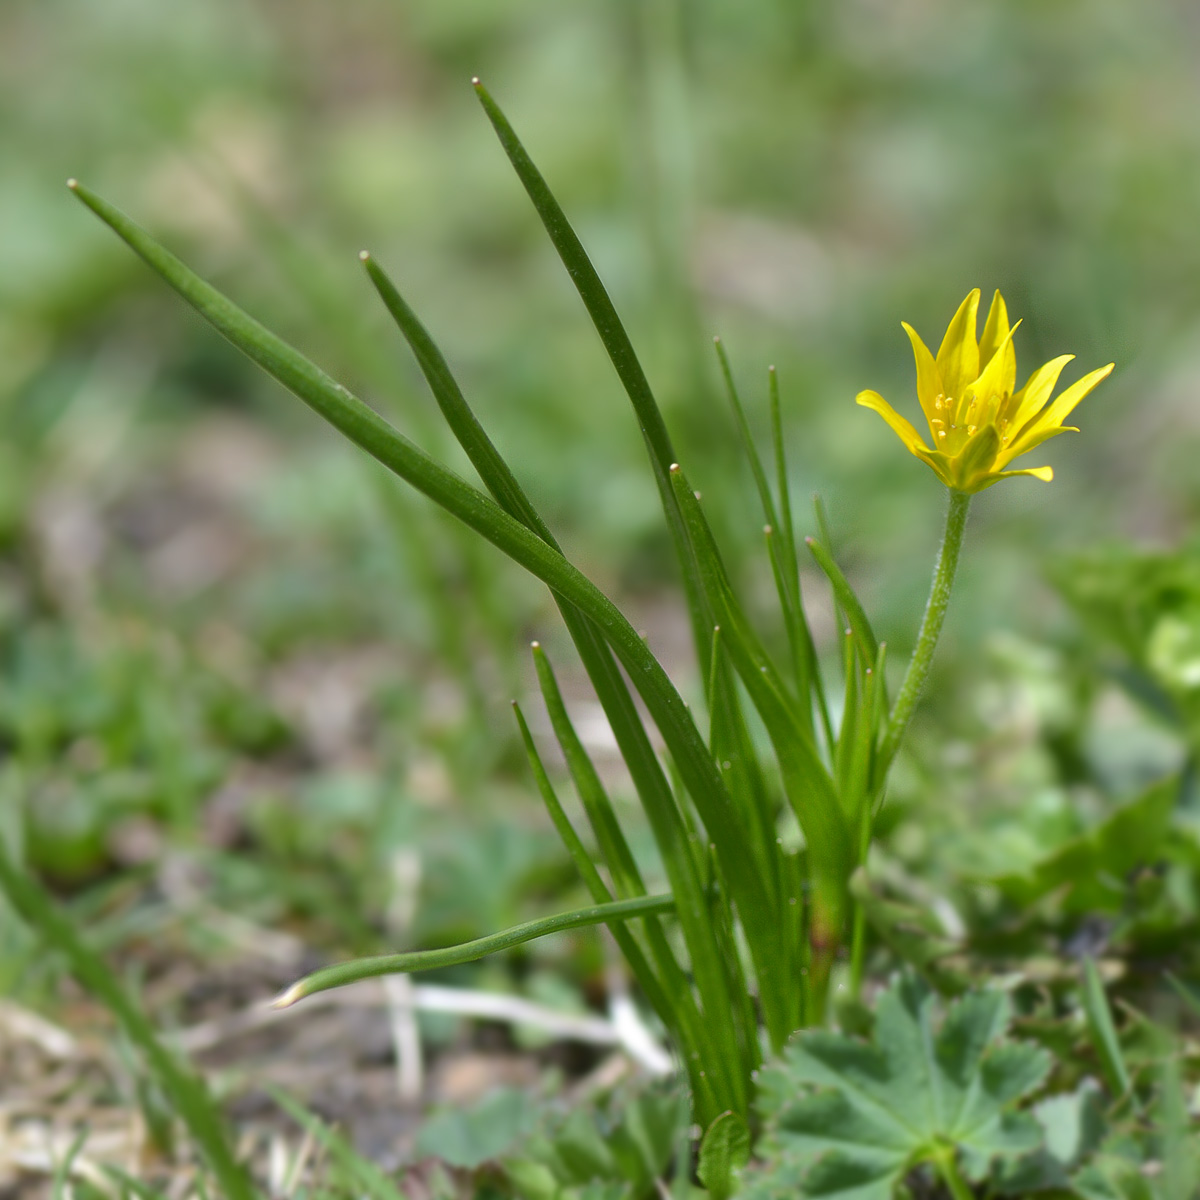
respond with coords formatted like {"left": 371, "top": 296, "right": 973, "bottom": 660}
{"left": 3, "top": 0, "right": 1200, "bottom": 969}
{"left": 10, "top": 0, "right": 1199, "bottom": 628}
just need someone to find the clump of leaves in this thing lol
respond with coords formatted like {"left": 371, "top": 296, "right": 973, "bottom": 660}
{"left": 1051, "top": 540, "right": 1200, "bottom": 747}
{"left": 502, "top": 1086, "right": 688, "bottom": 1200}
{"left": 744, "top": 972, "right": 1051, "bottom": 1199}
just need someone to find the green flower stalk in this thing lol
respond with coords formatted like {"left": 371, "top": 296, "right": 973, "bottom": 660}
{"left": 880, "top": 488, "right": 971, "bottom": 768}
{"left": 859, "top": 288, "right": 1114, "bottom": 765}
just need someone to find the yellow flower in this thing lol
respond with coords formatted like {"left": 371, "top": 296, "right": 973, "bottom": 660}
{"left": 857, "top": 289, "right": 1114, "bottom": 493}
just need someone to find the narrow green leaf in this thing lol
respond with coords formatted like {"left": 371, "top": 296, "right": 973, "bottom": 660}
{"left": 805, "top": 536, "right": 878, "bottom": 665}
{"left": 512, "top": 702, "right": 628, "bottom": 910}
{"left": 855, "top": 650, "right": 885, "bottom": 819}
{"left": 669, "top": 464, "right": 854, "bottom": 890}
{"left": 68, "top": 178, "right": 768, "bottom": 961}
{"left": 765, "top": 524, "right": 826, "bottom": 748}
{"left": 51, "top": 1128, "right": 89, "bottom": 1200}
{"left": 362, "top": 252, "right": 551, "bottom": 540}
{"left": 669, "top": 462, "right": 854, "bottom": 1016}
{"left": 522, "top": 657, "right": 725, "bottom": 1097}
{"left": 274, "top": 892, "right": 676, "bottom": 1007}
{"left": 706, "top": 630, "right": 779, "bottom": 897}
{"left": 531, "top": 644, "right": 646, "bottom": 899}
{"left": 1081, "top": 958, "right": 1131, "bottom": 1099}
{"left": 769, "top": 366, "right": 797, "bottom": 589}
{"left": 367, "top": 215, "right": 772, "bottom": 1099}
{"left": 366, "top": 246, "right": 755, "bottom": 1105}
{"left": 768, "top": 368, "right": 828, "bottom": 739}
{"left": 472, "top": 81, "right": 675, "bottom": 485}
{"left": 270, "top": 1087, "right": 406, "bottom": 1200}
{"left": 714, "top": 337, "right": 779, "bottom": 531}
{"left": 472, "top": 79, "right": 713, "bottom": 665}
{"left": 1165, "top": 971, "right": 1200, "bottom": 1019}
{"left": 514, "top": 698, "right": 726, "bottom": 1122}
{"left": 72, "top": 180, "right": 768, "bottom": 1123}
{"left": 834, "top": 628, "right": 859, "bottom": 803}
{"left": 0, "top": 841, "right": 257, "bottom": 1200}
{"left": 714, "top": 338, "right": 822, "bottom": 751}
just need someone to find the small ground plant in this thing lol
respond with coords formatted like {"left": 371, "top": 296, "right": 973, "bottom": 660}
{"left": 4, "top": 77, "right": 1195, "bottom": 1199}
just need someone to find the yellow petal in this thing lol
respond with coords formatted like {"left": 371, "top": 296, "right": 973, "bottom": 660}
{"left": 1007, "top": 354, "right": 1074, "bottom": 432}
{"left": 977, "top": 290, "right": 1010, "bottom": 371}
{"left": 856, "top": 389, "right": 932, "bottom": 456}
{"left": 997, "top": 423, "right": 1075, "bottom": 468}
{"left": 902, "top": 321, "right": 946, "bottom": 433}
{"left": 973, "top": 465, "right": 1054, "bottom": 492}
{"left": 936, "top": 289, "right": 980, "bottom": 401}
{"left": 967, "top": 319, "right": 1021, "bottom": 425}
{"left": 1026, "top": 362, "right": 1114, "bottom": 434}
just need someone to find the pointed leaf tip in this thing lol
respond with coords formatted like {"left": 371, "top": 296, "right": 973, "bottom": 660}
{"left": 66, "top": 177, "right": 78, "bottom": 190}
{"left": 669, "top": 462, "right": 680, "bottom": 473}
{"left": 358, "top": 250, "right": 370, "bottom": 262}
{"left": 471, "top": 76, "right": 481, "bottom": 86}
{"left": 272, "top": 983, "right": 303, "bottom": 1009}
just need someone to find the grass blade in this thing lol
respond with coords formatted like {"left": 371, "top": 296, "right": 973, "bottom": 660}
{"left": 714, "top": 339, "right": 822, "bottom": 748}
{"left": 669, "top": 467, "right": 851, "bottom": 882}
{"left": 767, "top": 365, "right": 827, "bottom": 736}
{"left": 270, "top": 1087, "right": 406, "bottom": 1200}
{"left": 68, "top": 180, "right": 766, "bottom": 925}
{"left": 713, "top": 337, "right": 778, "bottom": 531}
{"left": 364, "top": 250, "right": 744, "bottom": 1089}
{"left": 524, "top": 649, "right": 734, "bottom": 1093}
{"left": 512, "top": 698, "right": 714, "bottom": 1078}
{"left": 805, "top": 535, "right": 878, "bottom": 665}
{"left": 1081, "top": 956, "right": 1132, "bottom": 1099}
{"left": 274, "top": 892, "right": 676, "bottom": 1007}
{"left": 362, "top": 252, "right": 551, "bottom": 539}
{"left": 472, "top": 79, "right": 715, "bottom": 666}
{"left": 669, "top": 462, "right": 855, "bottom": 1014}
{"left": 0, "top": 841, "right": 257, "bottom": 1200}
{"left": 531, "top": 644, "right": 649, "bottom": 899}
{"left": 366, "top": 248, "right": 756, "bottom": 1094}
{"left": 706, "top": 628, "right": 777, "bottom": 887}
{"left": 834, "top": 628, "right": 860, "bottom": 802}
{"left": 472, "top": 82, "right": 675, "bottom": 484}
{"left": 72, "top": 179, "right": 770, "bottom": 1120}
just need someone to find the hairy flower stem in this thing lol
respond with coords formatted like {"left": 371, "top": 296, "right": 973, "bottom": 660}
{"left": 881, "top": 490, "right": 971, "bottom": 766}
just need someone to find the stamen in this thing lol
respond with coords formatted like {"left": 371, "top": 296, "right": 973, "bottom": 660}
{"left": 967, "top": 424, "right": 977, "bottom": 435}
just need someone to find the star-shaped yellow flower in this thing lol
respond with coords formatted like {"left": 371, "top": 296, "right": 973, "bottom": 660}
{"left": 857, "top": 289, "right": 1114, "bottom": 493}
